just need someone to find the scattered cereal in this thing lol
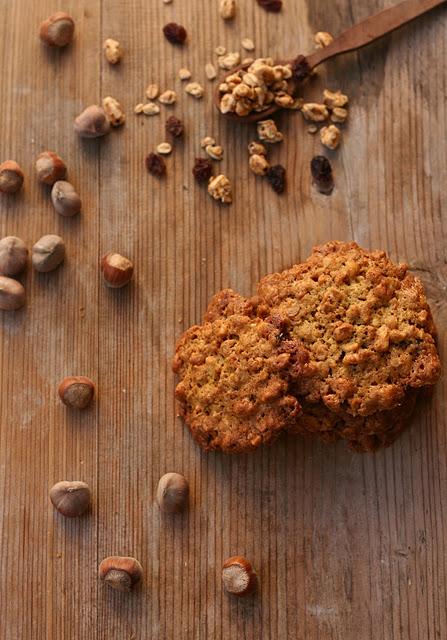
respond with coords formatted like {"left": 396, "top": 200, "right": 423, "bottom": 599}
{"left": 163, "top": 0, "right": 173, "bottom": 3}
{"left": 185, "top": 82, "right": 205, "bottom": 98}
{"left": 102, "top": 96, "right": 125, "bottom": 126}
{"left": 331, "top": 107, "right": 348, "bottom": 123}
{"left": 218, "top": 52, "right": 241, "bottom": 70}
{"left": 241, "top": 38, "right": 255, "bottom": 51}
{"left": 143, "top": 102, "right": 160, "bottom": 115}
{"left": 201, "top": 136, "right": 216, "bottom": 148}
{"left": 103, "top": 38, "right": 123, "bottom": 64}
{"left": 193, "top": 158, "right": 213, "bottom": 183}
{"left": 219, "top": 0, "right": 236, "bottom": 19}
{"left": 242, "top": 57, "right": 254, "bottom": 66}
{"left": 163, "top": 22, "right": 187, "bottom": 45}
{"left": 301, "top": 103, "right": 329, "bottom": 122}
{"left": 134, "top": 103, "right": 145, "bottom": 114}
{"left": 146, "top": 153, "right": 166, "bottom": 177}
{"left": 314, "top": 32, "right": 334, "bottom": 48}
{"left": 320, "top": 125, "right": 341, "bottom": 150}
{"left": 249, "top": 154, "right": 270, "bottom": 175}
{"left": 307, "top": 124, "right": 318, "bottom": 134}
{"left": 257, "top": 119, "right": 283, "bottom": 143}
{"left": 166, "top": 115, "right": 184, "bottom": 138}
{"left": 159, "top": 90, "right": 177, "bottom": 105}
{"left": 266, "top": 164, "right": 286, "bottom": 193}
{"left": 146, "top": 84, "right": 159, "bottom": 100}
{"left": 205, "top": 145, "right": 224, "bottom": 161}
{"left": 248, "top": 141, "right": 267, "bottom": 155}
{"left": 178, "top": 68, "right": 192, "bottom": 80}
{"left": 208, "top": 174, "right": 232, "bottom": 204}
{"left": 323, "top": 89, "right": 348, "bottom": 109}
{"left": 215, "top": 45, "right": 226, "bottom": 56}
{"left": 156, "top": 142, "right": 173, "bottom": 155}
{"left": 205, "top": 63, "right": 217, "bottom": 80}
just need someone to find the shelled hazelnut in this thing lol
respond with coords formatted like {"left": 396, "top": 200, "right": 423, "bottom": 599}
{"left": 74, "top": 105, "right": 111, "bottom": 138}
{"left": 32, "top": 235, "right": 65, "bottom": 272}
{"left": 0, "top": 276, "right": 25, "bottom": 310}
{"left": 51, "top": 181, "right": 81, "bottom": 217}
{"left": 35, "top": 152, "right": 67, "bottom": 185}
{"left": 58, "top": 376, "right": 95, "bottom": 409}
{"left": 0, "top": 236, "right": 28, "bottom": 276}
{"left": 101, "top": 252, "right": 133, "bottom": 288}
{"left": 39, "top": 12, "right": 75, "bottom": 47}
{"left": 50, "top": 480, "right": 91, "bottom": 517}
{"left": 0, "top": 161, "right": 24, "bottom": 194}
{"left": 156, "top": 472, "right": 189, "bottom": 513}
{"left": 98, "top": 556, "right": 143, "bottom": 592}
{"left": 222, "top": 556, "right": 257, "bottom": 596}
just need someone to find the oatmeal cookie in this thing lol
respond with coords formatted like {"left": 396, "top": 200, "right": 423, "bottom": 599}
{"left": 204, "top": 289, "right": 257, "bottom": 323}
{"left": 256, "top": 241, "right": 441, "bottom": 418}
{"left": 173, "top": 314, "right": 308, "bottom": 453}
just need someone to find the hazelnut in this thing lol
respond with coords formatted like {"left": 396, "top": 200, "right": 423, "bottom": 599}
{"left": 0, "top": 161, "right": 24, "bottom": 194}
{"left": 50, "top": 480, "right": 91, "bottom": 517}
{"left": 156, "top": 472, "right": 189, "bottom": 513}
{"left": 103, "top": 38, "right": 123, "bottom": 64}
{"left": 98, "top": 556, "right": 143, "bottom": 592}
{"left": 58, "top": 376, "right": 95, "bottom": 409}
{"left": 32, "top": 234, "right": 65, "bottom": 273}
{"left": 35, "top": 152, "right": 67, "bottom": 185}
{"left": 0, "top": 236, "right": 28, "bottom": 276}
{"left": 0, "top": 276, "right": 25, "bottom": 311}
{"left": 51, "top": 181, "right": 81, "bottom": 217}
{"left": 39, "top": 12, "right": 75, "bottom": 47}
{"left": 101, "top": 252, "right": 133, "bottom": 288}
{"left": 222, "top": 556, "right": 257, "bottom": 597}
{"left": 74, "top": 105, "right": 111, "bottom": 138}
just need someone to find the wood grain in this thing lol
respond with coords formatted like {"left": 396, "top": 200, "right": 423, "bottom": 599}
{"left": 0, "top": 0, "right": 446, "bottom": 638}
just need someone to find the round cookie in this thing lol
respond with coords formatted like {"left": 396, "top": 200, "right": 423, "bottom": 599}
{"left": 203, "top": 288, "right": 257, "bottom": 323}
{"left": 256, "top": 241, "right": 441, "bottom": 419}
{"left": 173, "top": 314, "right": 307, "bottom": 453}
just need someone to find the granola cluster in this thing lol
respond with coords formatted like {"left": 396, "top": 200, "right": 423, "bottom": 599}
{"left": 218, "top": 57, "right": 296, "bottom": 117}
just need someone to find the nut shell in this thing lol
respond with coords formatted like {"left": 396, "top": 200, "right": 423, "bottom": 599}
{"left": 49, "top": 480, "right": 91, "bottom": 517}
{"left": 98, "top": 556, "right": 143, "bottom": 592}
{"left": 35, "top": 152, "right": 67, "bottom": 185}
{"left": 32, "top": 234, "right": 65, "bottom": 273}
{"left": 101, "top": 252, "right": 133, "bottom": 288}
{"left": 222, "top": 556, "right": 257, "bottom": 596}
{"left": 0, "top": 236, "right": 28, "bottom": 276}
{"left": 74, "top": 105, "right": 111, "bottom": 138}
{"left": 51, "top": 181, "right": 82, "bottom": 217}
{"left": 0, "top": 161, "right": 24, "bottom": 194}
{"left": 0, "top": 276, "right": 25, "bottom": 310}
{"left": 58, "top": 376, "right": 95, "bottom": 409}
{"left": 156, "top": 472, "right": 189, "bottom": 513}
{"left": 39, "top": 12, "right": 75, "bottom": 47}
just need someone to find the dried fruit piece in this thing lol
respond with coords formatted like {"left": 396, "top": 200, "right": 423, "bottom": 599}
{"left": 166, "top": 115, "right": 184, "bottom": 138}
{"left": 311, "top": 156, "right": 334, "bottom": 195}
{"left": 266, "top": 164, "right": 286, "bottom": 194}
{"left": 257, "top": 0, "right": 282, "bottom": 12}
{"left": 146, "top": 153, "right": 166, "bottom": 177}
{"left": 163, "top": 22, "right": 187, "bottom": 45}
{"left": 192, "top": 158, "right": 213, "bottom": 183}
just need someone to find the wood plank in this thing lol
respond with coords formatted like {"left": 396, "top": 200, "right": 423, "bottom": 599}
{"left": 0, "top": 0, "right": 445, "bottom": 638}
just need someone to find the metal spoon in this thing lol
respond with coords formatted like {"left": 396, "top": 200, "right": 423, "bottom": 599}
{"left": 214, "top": 0, "right": 446, "bottom": 123}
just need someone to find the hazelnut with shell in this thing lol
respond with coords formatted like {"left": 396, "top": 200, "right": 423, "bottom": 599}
{"left": 0, "top": 236, "right": 28, "bottom": 276}
{"left": 39, "top": 12, "right": 75, "bottom": 47}
{"left": 58, "top": 376, "right": 95, "bottom": 409}
{"left": 32, "top": 234, "right": 65, "bottom": 273}
{"left": 0, "top": 276, "right": 25, "bottom": 310}
{"left": 50, "top": 480, "right": 91, "bottom": 517}
{"left": 74, "top": 105, "right": 111, "bottom": 138}
{"left": 101, "top": 252, "right": 133, "bottom": 288}
{"left": 222, "top": 556, "right": 257, "bottom": 596}
{"left": 35, "top": 152, "right": 67, "bottom": 185}
{"left": 156, "top": 472, "right": 189, "bottom": 513}
{"left": 98, "top": 556, "right": 143, "bottom": 592}
{"left": 0, "top": 161, "right": 24, "bottom": 194}
{"left": 51, "top": 181, "right": 82, "bottom": 217}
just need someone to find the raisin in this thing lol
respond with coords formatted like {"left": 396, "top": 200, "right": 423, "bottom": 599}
{"left": 146, "top": 153, "right": 166, "bottom": 177}
{"left": 163, "top": 22, "right": 187, "bottom": 45}
{"left": 166, "top": 115, "right": 185, "bottom": 138}
{"left": 292, "top": 55, "right": 311, "bottom": 82}
{"left": 266, "top": 164, "right": 286, "bottom": 194}
{"left": 257, "top": 0, "right": 282, "bottom": 12}
{"left": 311, "top": 156, "right": 334, "bottom": 195}
{"left": 192, "top": 158, "right": 212, "bottom": 184}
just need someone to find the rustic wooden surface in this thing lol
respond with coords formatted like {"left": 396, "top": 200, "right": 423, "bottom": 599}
{"left": 0, "top": 0, "right": 445, "bottom": 638}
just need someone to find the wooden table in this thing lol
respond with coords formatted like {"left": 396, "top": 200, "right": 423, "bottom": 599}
{"left": 0, "top": 1, "right": 445, "bottom": 638}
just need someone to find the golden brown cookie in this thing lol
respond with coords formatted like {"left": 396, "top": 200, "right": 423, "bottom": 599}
{"left": 256, "top": 241, "right": 441, "bottom": 419}
{"left": 173, "top": 314, "right": 308, "bottom": 453}
{"left": 203, "top": 288, "right": 257, "bottom": 323}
